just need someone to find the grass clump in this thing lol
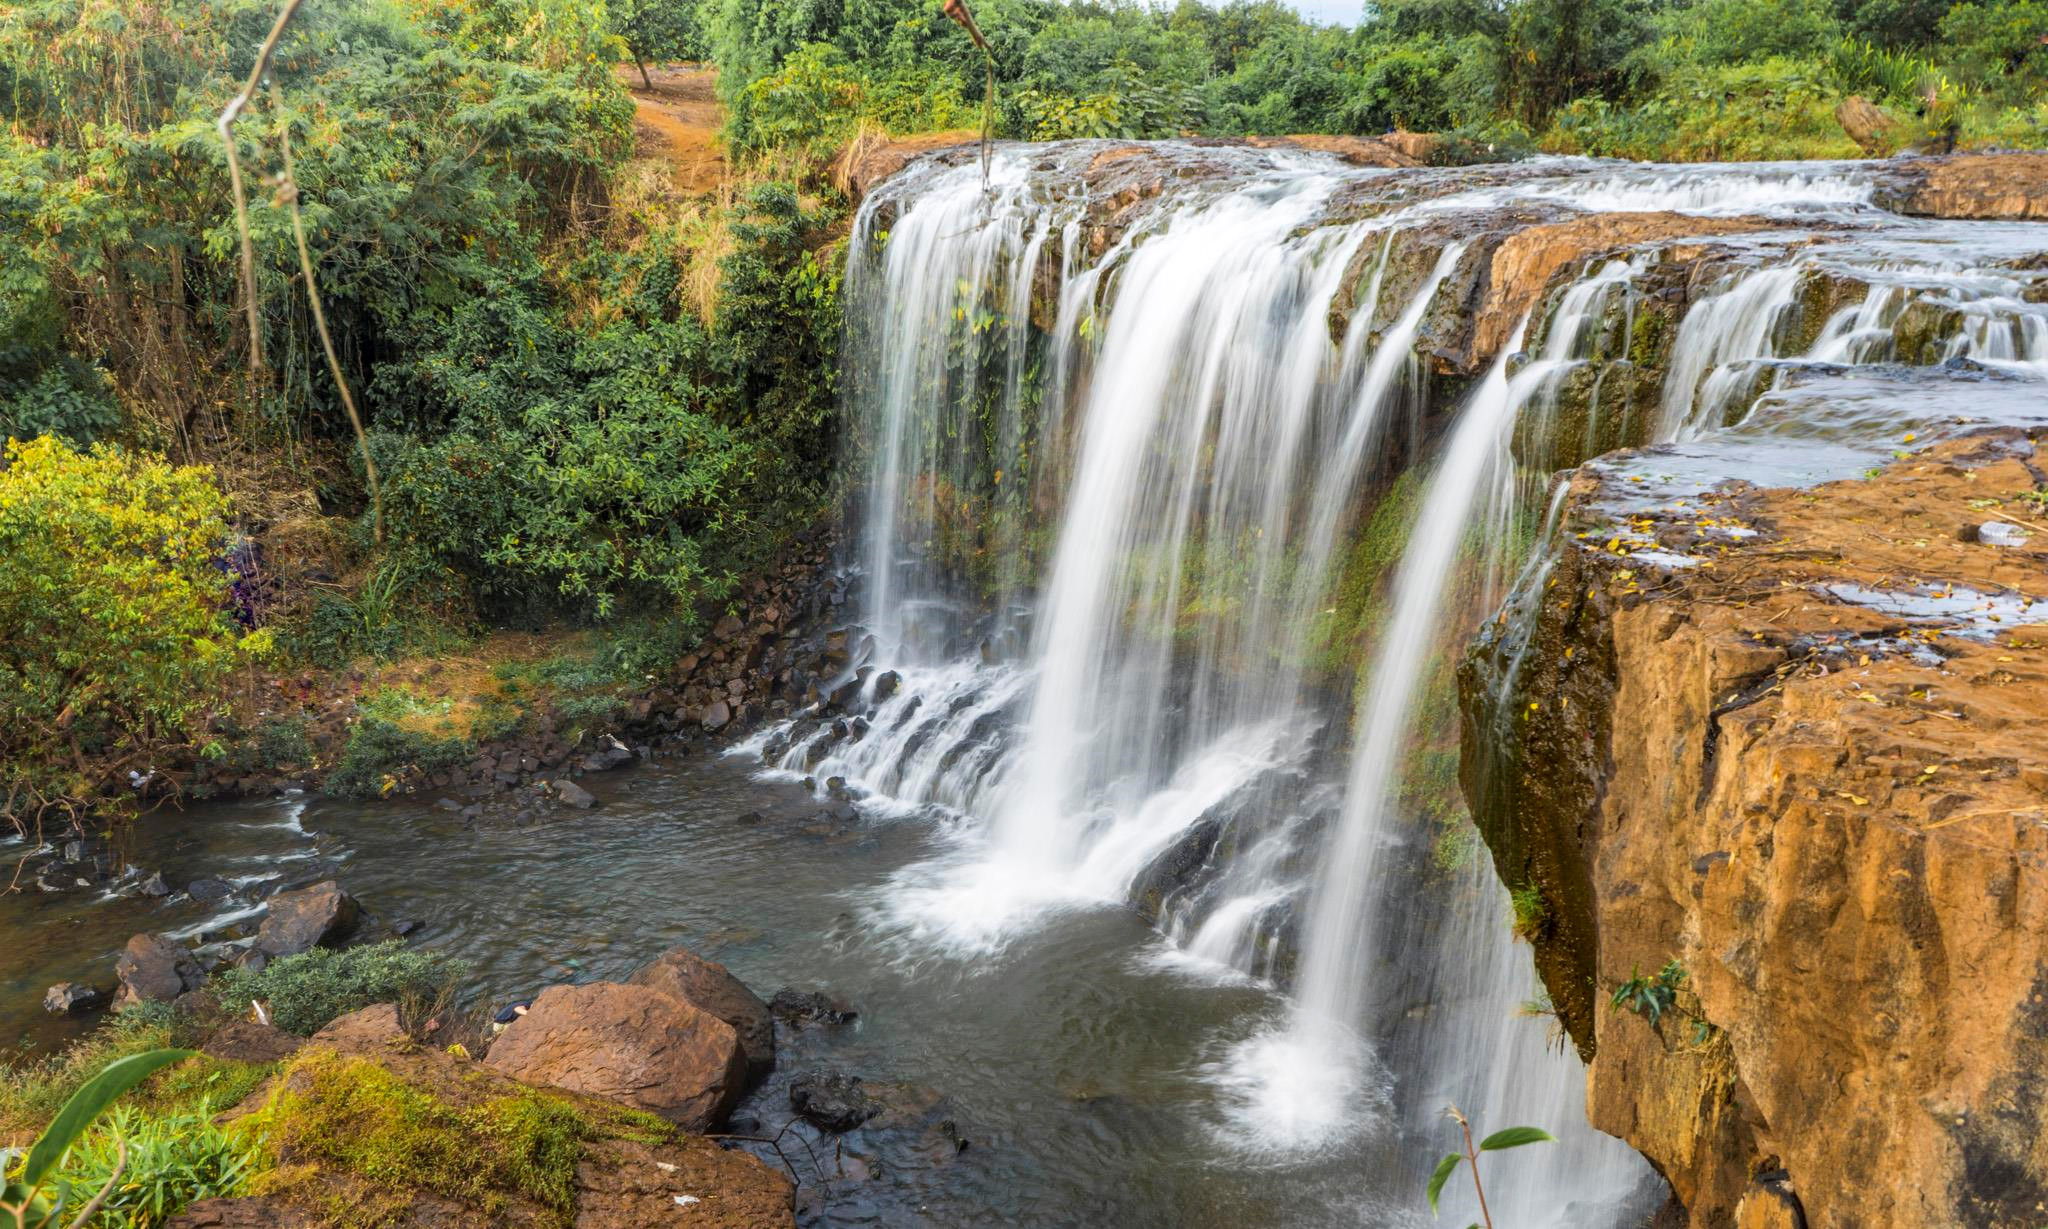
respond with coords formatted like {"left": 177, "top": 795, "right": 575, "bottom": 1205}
{"left": 51, "top": 1103, "right": 266, "bottom": 1227}
{"left": 215, "top": 942, "right": 469, "bottom": 1037}
{"left": 256, "top": 1053, "right": 591, "bottom": 1226}
{"left": 322, "top": 715, "right": 471, "bottom": 800}
{"left": 1509, "top": 885, "right": 1548, "bottom": 942}
{"left": 0, "top": 1011, "right": 175, "bottom": 1143}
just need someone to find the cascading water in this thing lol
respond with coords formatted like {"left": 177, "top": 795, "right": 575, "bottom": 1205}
{"left": 737, "top": 143, "right": 2048, "bottom": 1227}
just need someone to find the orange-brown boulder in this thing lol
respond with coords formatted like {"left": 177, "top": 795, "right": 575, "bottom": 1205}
{"left": 484, "top": 982, "right": 746, "bottom": 1131}
{"left": 1893, "top": 152, "right": 2048, "bottom": 220}
{"left": 1245, "top": 133, "right": 1421, "bottom": 168}
{"left": 1835, "top": 95, "right": 1898, "bottom": 154}
{"left": 628, "top": 947, "right": 775, "bottom": 1084}
{"left": 1473, "top": 212, "right": 1767, "bottom": 362}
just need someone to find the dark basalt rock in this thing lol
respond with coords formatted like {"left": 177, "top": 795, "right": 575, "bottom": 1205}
{"left": 186, "top": 876, "right": 233, "bottom": 904}
{"left": 114, "top": 933, "right": 205, "bottom": 1009}
{"left": 254, "top": 880, "right": 360, "bottom": 958}
{"left": 552, "top": 779, "right": 598, "bottom": 809}
{"left": 789, "top": 1069, "right": 881, "bottom": 1133}
{"left": 770, "top": 988, "right": 857, "bottom": 1027}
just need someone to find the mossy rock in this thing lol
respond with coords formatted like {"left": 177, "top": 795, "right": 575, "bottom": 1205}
{"left": 221, "top": 1007, "right": 794, "bottom": 1228}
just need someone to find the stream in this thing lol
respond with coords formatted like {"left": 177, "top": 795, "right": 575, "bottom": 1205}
{"left": 2, "top": 751, "right": 1625, "bottom": 1227}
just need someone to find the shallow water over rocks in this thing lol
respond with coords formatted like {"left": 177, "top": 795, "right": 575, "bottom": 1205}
{"left": 2, "top": 751, "right": 1624, "bottom": 1226}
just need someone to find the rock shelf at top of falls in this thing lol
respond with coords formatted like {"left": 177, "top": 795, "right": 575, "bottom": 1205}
{"left": 1462, "top": 429, "right": 2048, "bottom": 1228}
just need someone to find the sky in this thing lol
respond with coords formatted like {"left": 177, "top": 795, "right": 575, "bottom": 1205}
{"left": 1285, "top": 0, "right": 1360, "bottom": 24}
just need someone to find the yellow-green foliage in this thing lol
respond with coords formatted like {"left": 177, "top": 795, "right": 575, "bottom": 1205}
{"left": 0, "top": 436, "right": 268, "bottom": 802}
{"left": 253, "top": 1052, "right": 671, "bottom": 1227}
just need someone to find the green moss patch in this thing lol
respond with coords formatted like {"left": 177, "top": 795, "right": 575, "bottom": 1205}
{"left": 253, "top": 1051, "right": 677, "bottom": 1228}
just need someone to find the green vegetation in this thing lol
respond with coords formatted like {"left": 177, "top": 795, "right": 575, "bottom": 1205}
{"left": 0, "top": 0, "right": 839, "bottom": 819}
{"left": 1, "top": 1048, "right": 197, "bottom": 1229}
{"left": 215, "top": 942, "right": 470, "bottom": 1036}
{"left": 1611, "top": 958, "right": 1687, "bottom": 1027}
{"left": 47, "top": 1104, "right": 264, "bottom": 1228}
{"left": 4, "top": 1013, "right": 276, "bottom": 1148}
{"left": 710, "top": 0, "right": 2044, "bottom": 159}
{"left": 250, "top": 1051, "right": 671, "bottom": 1228}
{"left": 1424, "top": 1105, "right": 1554, "bottom": 1226}
{"left": 1508, "top": 885, "right": 1548, "bottom": 942}
{"left": 0, "top": 437, "right": 270, "bottom": 811}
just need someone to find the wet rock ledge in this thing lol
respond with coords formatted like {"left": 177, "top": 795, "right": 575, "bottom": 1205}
{"left": 1461, "top": 431, "right": 2048, "bottom": 1227}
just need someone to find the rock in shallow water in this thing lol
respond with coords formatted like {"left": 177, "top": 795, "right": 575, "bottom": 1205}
{"left": 254, "top": 880, "right": 359, "bottom": 958}
{"left": 788, "top": 1069, "right": 881, "bottom": 1133}
{"left": 769, "top": 988, "right": 856, "bottom": 1027}
{"left": 628, "top": 947, "right": 775, "bottom": 1085}
{"left": 114, "top": 933, "right": 204, "bottom": 1009}
{"left": 552, "top": 778, "right": 598, "bottom": 809}
{"left": 43, "top": 981, "right": 103, "bottom": 1014}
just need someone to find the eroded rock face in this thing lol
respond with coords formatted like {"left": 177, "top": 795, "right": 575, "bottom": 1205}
{"left": 1462, "top": 432, "right": 2048, "bottom": 1227}
{"left": 628, "top": 947, "right": 775, "bottom": 1083}
{"left": 255, "top": 880, "right": 359, "bottom": 957}
{"left": 1472, "top": 212, "right": 1767, "bottom": 361}
{"left": 485, "top": 981, "right": 747, "bottom": 1131}
{"left": 113, "top": 933, "right": 203, "bottom": 1009}
{"left": 1887, "top": 152, "right": 2048, "bottom": 220}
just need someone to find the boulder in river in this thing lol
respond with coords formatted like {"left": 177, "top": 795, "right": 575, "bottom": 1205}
{"left": 113, "top": 933, "right": 204, "bottom": 1009}
{"left": 43, "top": 982, "right": 103, "bottom": 1014}
{"left": 627, "top": 947, "right": 775, "bottom": 1084}
{"left": 788, "top": 1069, "right": 881, "bottom": 1133}
{"left": 770, "top": 987, "right": 857, "bottom": 1027}
{"left": 551, "top": 778, "right": 598, "bottom": 809}
{"left": 483, "top": 982, "right": 746, "bottom": 1131}
{"left": 186, "top": 876, "right": 233, "bottom": 904}
{"left": 254, "top": 880, "right": 360, "bottom": 958}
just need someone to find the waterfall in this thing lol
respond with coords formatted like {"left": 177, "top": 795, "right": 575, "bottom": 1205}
{"left": 739, "top": 143, "right": 2048, "bottom": 1227}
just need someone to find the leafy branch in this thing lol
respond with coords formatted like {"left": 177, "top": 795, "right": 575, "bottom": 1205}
{"left": 1426, "top": 1105, "right": 1554, "bottom": 1229}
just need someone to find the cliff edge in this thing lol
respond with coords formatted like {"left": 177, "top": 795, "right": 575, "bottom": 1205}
{"left": 1462, "top": 430, "right": 2048, "bottom": 1227}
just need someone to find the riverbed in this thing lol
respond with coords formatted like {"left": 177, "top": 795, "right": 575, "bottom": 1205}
{"left": 2, "top": 748, "right": 1632, "bottom": 1227}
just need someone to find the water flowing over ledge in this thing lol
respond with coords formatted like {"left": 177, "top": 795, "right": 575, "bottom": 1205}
{"left": 742, "top": 141, "right": 2047, "bottom": 1225}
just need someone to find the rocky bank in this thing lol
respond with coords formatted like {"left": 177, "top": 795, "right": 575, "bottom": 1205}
{"left": 1463, "top": 432, "right": 2048, "bottom": 1227}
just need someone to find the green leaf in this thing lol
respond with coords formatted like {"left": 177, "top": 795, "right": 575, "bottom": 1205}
{"left": 1426, "top": 1151, "right": 1462, "bottom": 1214}
{"left": 1478, "top": 1126, "right": 1557, "bottom": 1151}
{"left": 19, "top": 1048, "right": 192, "bottom": 1189}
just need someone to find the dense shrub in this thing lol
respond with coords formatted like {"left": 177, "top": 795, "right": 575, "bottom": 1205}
{"left": 0, "top": 437, "right": 268, "bottom": 806}
{"left": 214, "top": 942, "right": 470, "bottom": 1036}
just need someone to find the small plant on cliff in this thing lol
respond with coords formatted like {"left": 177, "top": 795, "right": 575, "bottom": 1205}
{"left": 1611, "top": 959, "right": 1687, "bottom": 1027}
{"left": 1508, "top": 886, "right": 1548, "bottom": 942}
{"left": 1424, "top": 1104, "right": 1555, "bottom": 1226}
